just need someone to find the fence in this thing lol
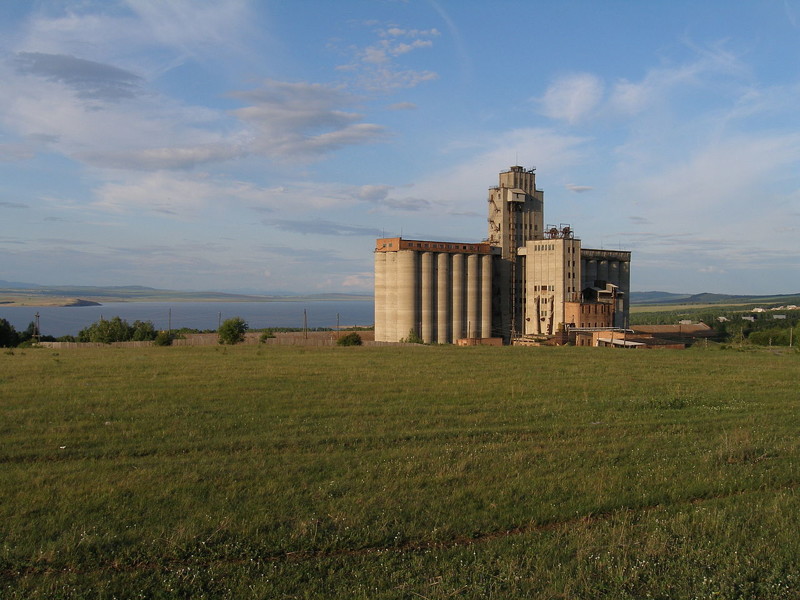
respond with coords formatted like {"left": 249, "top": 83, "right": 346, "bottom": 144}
{"left": 38, "top": 330, "right": 375, "bottom": 349}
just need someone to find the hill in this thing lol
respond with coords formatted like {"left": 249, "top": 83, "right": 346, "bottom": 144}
{"left": 631, "top": 290, "right": 800, "bottom": 306}
{"left": 0, "top": 282, "right": 372, "bottom": 306}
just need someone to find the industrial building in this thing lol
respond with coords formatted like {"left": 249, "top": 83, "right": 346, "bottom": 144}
{"left": 374, "top": 166, "right": 631, "bottom": 344}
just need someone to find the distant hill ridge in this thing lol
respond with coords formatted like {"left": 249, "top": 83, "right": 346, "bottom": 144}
{"left": 3, "top": 281, "right": 797, "bottom": 306}
{"left": 631, "top": 290, "right": 800, "bottom": 306}
{"left": 0, "top": 280, "right": 372, "bottom": 303}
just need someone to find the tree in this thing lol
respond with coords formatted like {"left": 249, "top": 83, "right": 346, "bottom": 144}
{"left": 218, "top": 317, "right": 248, "bottom": 345}
{"left": 0, "top": 319, "right": 20, "bottom": 348}
{"left": 19, "top": 321, "right": 37, "bottom": 344}
{"left": 337, "top": 332, "right": 362, "bottom": 346}
{"left": 131, "top": 320, "right": 157, "bottom": 341}
{"left": 77, "top": 316, "right": 157, "bottom": 343}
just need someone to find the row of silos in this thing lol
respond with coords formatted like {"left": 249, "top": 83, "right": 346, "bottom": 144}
{"left": 582, "top": 259, "right": 628, "bottom": 287}
{"left": 374, "top": 250, "right": 492, "bottom": 343}
{"left": 580, "top": 252, "right": 632, "bottom": 326}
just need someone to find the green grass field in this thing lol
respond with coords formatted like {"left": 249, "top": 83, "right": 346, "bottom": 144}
{"left": 2, "top": 344, "right": 799, "bottom": 599}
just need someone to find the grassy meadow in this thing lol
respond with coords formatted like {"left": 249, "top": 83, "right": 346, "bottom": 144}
{"left": 1, "top": 344, "right": 799, "bottom": 599}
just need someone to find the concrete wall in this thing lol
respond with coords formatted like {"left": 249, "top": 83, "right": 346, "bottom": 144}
{"left": 522, "top": 238, "right": 582, "bottom": 335}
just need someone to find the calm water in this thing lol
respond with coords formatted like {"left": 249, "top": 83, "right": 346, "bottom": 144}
{"left": 0, "top": 300, "right": 375, "bottom": 338}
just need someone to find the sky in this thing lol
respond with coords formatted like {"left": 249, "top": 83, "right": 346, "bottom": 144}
{"left": 1, "top": 0, "right": 799, "bottom": 295}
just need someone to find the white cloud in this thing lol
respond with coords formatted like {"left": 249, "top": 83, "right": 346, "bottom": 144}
{"left": 17, "top": 1, "right": 256, "bottom": 73}
{"left": 537, "top": 73, "right": 604, "bottom": 124}
{"left": 378, "top": 128, "right": 588, "bottom": 223}
{"left": 91, "top": 173, "right": 373, "bottom": 216}
{"left": 358, "top": 185, "right": 392, "bottom": 201}
{"left": 0, "top": 54, "right": 242, "bottom": 171}
{"left": 340, "top": 272, "right": 373, "bottom": 289}
{"left": 1, "top": 51, "right": 384, "bottom": 171}
{"left": 92, "top": 172, "right": 249, "bottom": 216}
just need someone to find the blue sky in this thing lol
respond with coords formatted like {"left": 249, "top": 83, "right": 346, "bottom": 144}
{"left": 1, "top": 0, "right": 799, "bottom": 295}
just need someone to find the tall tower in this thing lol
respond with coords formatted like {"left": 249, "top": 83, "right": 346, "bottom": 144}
{"left": 488, "top": 166, "right": 544, "bottom": 340}
{"left": 487, "top": 166, "right": 544, "bottom": 256}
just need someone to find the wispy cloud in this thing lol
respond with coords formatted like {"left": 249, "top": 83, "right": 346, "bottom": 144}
{"left": 387, "top": 102, "right": 417, "bottom": 110}
{"left": 268, "top": 219, "right": 382, "bottom": 237}
{"left": 381, "top": 197, "right": 432, "bottom": 211}
{"left": 0, "top": 143, "right": 36, "bottom": 162}
{"left": 232, "top": 80, "right": 387, "bottom": 158}
{"left": 92, "top": 172, "right": 287, "bottom": 216}
{"left": 17, "top": 0, "right": 257, "bottom": 70}
{"left": 537, "top": 73, "right": 603, "bottom": 124}
{"left": 336, "top": 24, "right": 439, "bottom": 91}
{"left": 609, "top": 41, "right": 750, "bottom": 119}
{"left": 14, "top": 52, "right": 143, "bottom": 101}
{"left": 80, "top": 143, "right": 246, "bottom": 171}
{"left": 565, "top": 183, "right": 592, "bottom": 193}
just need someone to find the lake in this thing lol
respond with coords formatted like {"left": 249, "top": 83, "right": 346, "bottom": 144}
{"left": 0, "top": 300, "right": 375, "bottom": 338}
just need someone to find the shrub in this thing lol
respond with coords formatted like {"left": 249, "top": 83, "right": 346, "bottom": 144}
{"left": 401, "top": 328, "right": 424, "bottom": 344}
{"left": 218, "top": 317, "right": 248, "bottom": 345}
{"left": 337, "top": 332, "right": 362, "bottom": 346}
{"left": 748, "top": 327, "right": 792, "bottom": 346}
{"left": 154, "top": 331, "right": 174, "bottom": 346}
{"left": 259, "top": 330, "right": 276, "bottom": 343}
